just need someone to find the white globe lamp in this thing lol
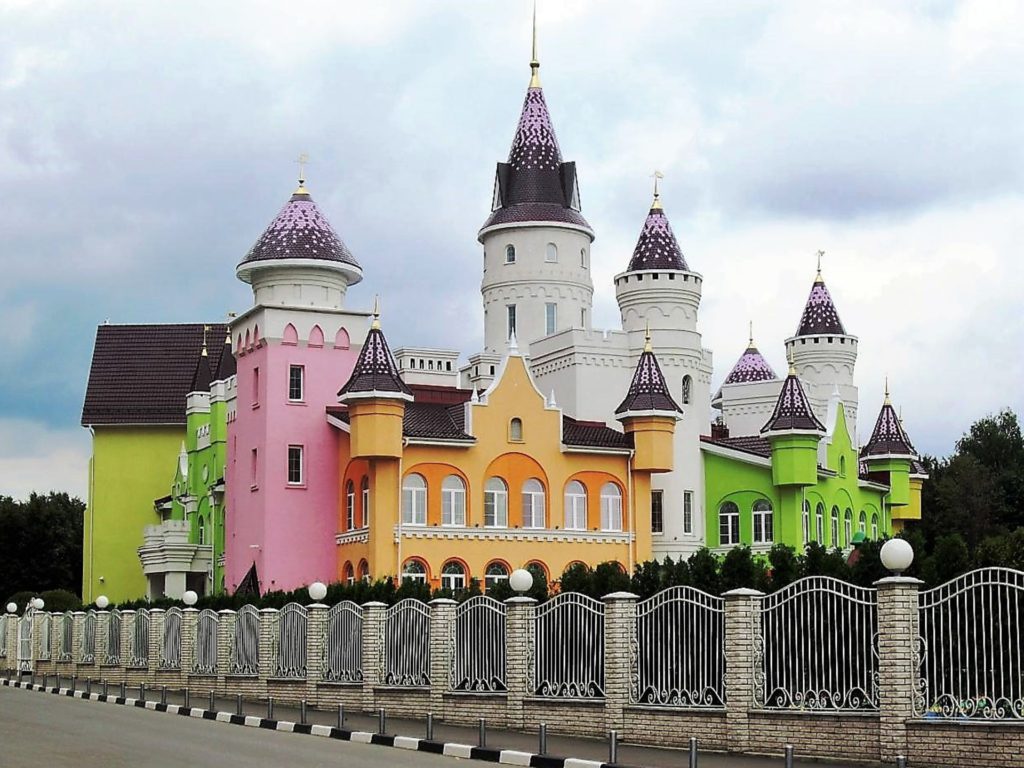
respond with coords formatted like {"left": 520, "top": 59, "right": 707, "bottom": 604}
{"left": 95, "top": 595, "right": 109, "bottom": 610}
{"left": 509, "top": 568, "right": 533, "bottom": 594}
{"left": 880, "top": 538, "right": 914, "bottom": 576}
{"left": 182, "top": 590, "right": 198, "bottom": 607}
{"left": 31, "top": 597, "right": 44, "bottom": 610}
{"left": 308, "top": 582, "right": 328, "bottom": 603}
{"left": 5, "top": 602, "right": 16, "bottom": 614}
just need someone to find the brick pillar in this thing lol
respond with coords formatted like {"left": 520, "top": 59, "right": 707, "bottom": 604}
{"left": 95, "top": 611, "right": 110, "bottom": 671}
{"left": 306, "top": 603, "right": 327, "bottom": 704}
{"left": 875, "top": 576, "right": 922, "bottom": 762}
{"left": 181, "top": 608, "right": 199, "bottom": 677}
{"left": 149, "top": 610, "right": 165, "bottom": 679}
{"left": 361, "top": 602, "right": 387, "bottom": 712}
{"left": 428, "top": 598, "right": 456, "bottom": 717}
{"left": 70, "top": 612, "right": 84, "bottom": 672}
{"left": 3, "top": 613, "right": 14, "bottom": 672}
{"left": 723, "top": 588, "right": 763, "bottom": 754}
{"left": 603, "top": 591, "right": 638, "bottom": 730}
{"left": 215, "top": 610, "right": 235, "bottom": 686}
{"left": 505, "top": 596, "right": 536, "bottom": 730}
{"left": 258, "top": 608, "right": 276, "bottom": 694}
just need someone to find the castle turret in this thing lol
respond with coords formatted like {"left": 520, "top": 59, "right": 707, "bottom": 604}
{"left": 861, "top": 385, "right": 917, "bottom": 508}
{"left": 615, "top": 330, "right": 682, "bottom": 473}
{"left": 761, "top": 363, "right": 826, "bottom": 488}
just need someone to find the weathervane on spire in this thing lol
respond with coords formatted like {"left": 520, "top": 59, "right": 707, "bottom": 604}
{"left": 748, "top": 320, "right": 754, "bottom": 347}
{"left": 529, "top": 0, "right": 541, "bottom": 88}
{"left": 815, "top": 249, "right": 825, "bottom": 282}
{"left": 371, "top": 295, "right": 381, "bottom": 330}
{"left": 295, "top": 153, "right": 310, "bottom": 190}
{"left": 201, "top": 325, "right": 210, "bottom": 357}
{"left": 650, "top": 170, "right": 664, "bottom": 209}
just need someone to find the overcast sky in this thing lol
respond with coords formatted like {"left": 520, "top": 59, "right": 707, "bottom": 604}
{"left": 1, "top": 0, "right": 1022, "bottom": 501}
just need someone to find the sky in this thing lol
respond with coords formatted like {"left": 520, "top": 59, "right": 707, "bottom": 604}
{"left": 1, "top": 0, "right": 1022, "bottom": 501}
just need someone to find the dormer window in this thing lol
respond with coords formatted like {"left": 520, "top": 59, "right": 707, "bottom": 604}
{"left": 505, "top": 244, "right": 516, "bottom": 264}
{"left": 545, "top": 243, "right": 558, "bottom": 263}
{"left": 509, "top": 417, "right": 523, "bottom": 442}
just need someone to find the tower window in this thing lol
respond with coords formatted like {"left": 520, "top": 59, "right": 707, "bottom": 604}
{"left": 651, "top": 490, "right": 664, "bottom": 533}
{"left": 683, "top": 490, "right": 694, "bottom": 534}
{"left": 509, "top": 417, "right": 523, "bottom": 442}
{"left": 287, "top": 445, "right": 303, "bottom": 485}
{"left": 682, "top": 375, "right": 692, "bottom": 405}
{"left": 345, "top": 480, "right": 355, "bottom": 529}
{"left": 545, "top": 243, "right": 558, "bottom": 262}
{"left": 288, "top": 365, "right": 304, "bottom": 401}
{"left": 507, "top": 305, "right": 517, "bottom": 340}
{"left": 580, "top": 248, "right": 588, "bottom": 268}
{"left": 505, "top": 244, "right": 516, "bottom": 264}
{"left": 545, "top": 303, "right": 557, "bottom": 336}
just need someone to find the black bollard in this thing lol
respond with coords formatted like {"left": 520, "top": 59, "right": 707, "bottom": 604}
{"left": 539, "top": 723, "right": 547, "bottom": 755}
{"left": 478, "top": 718, "right": 486, "bottom": 748}
{"left": 608, "top": 730, "right": 619, "bottom": 764}
{"left": 689, "top": 736, "right": 698, "bottom": 768}
{"left": 785, "top": 744, "right": 794, "bottom": 768}
{"left": 378, "top": 707, "right": 386, "bottom": 735}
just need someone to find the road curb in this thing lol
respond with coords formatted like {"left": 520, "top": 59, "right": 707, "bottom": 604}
{"left": 1, "top": 678, "right": 615, "bottom": 768}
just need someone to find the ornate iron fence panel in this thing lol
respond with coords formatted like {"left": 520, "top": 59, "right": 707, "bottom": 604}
{"left": 17, "top": 611, "right": 33, "bottom": 670}
{"left": 633, "top": 586, "right": 725, "bottom": 706}
{"left": 917, "top": 567, "right": 1024, "bottom": 719}
{"left": 231, "top": 605, "right": 260, "bottom": 676}
{"left": 755, "top": 577, "right": 878, "bottom": 711}
{"left": 58, "top": 612, "right": 74, "bottom": 662}
{"left": 81, "top": 611, "right": 96, "bottom": 664}
{"left": 383, "top": 599, "right": 431, "bottom": 686}
{"left": 534, "top": 592, "right": 605, "bottom": 698}
{"left": 161, "top": 608, "right": 182, "bottom": 670}
{"left": 0, "top": 614, "right": 7, "bottom": 659}
{"left": 451, "top": 595, "right": 507, "bottom": 691}
{"left": 193, "top": 609, "right": 218, "bottom": 674}
{"left": 324, "top": 601, "right": 363, "bottom": 682}
{"left": 274, "top": 603, "right": 307, "bottom": 678}
{"left": 130, "top": 609, "right": 150, "bottom": 666}
{"left": 106, "top": 610, "right": 122, "bottom": 665}
{"left": 37, "top": 613, "right": 51, "bottom": 661}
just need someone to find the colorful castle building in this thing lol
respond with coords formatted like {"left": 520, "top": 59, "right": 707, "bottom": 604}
{"left": 80, "top": 30, "right": 925, "bottom": 600}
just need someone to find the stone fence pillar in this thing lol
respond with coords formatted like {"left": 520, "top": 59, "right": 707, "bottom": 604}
{"left": 215, "top": 609, "right": 234, "bottom": 683}
{"left": 181, "top": 608, "right": 199, "bottom": 677}
{"left": 70, "top": 612, "right": 84, "bottom": 670}
{"left": 603, "top": 591, "right": 638, "bottom": 730}
{"left": 428, "top": 598, "right": 456, "bottom": 716}
{"left": 505, "top": 596, "right": 536, "bottom": 730}
{"left": 361, "top": 602, "right": 387, "bottom": 712}
{"left": 723, "top": 588, "right": 763, "bottom": 755}
{"left": 875, "top": 576, "right": 922, "bottom": 762}
{"left": 258, "top": 608, "right": 276, "bottom": 694}
{"left": 95, "top": 611, "right": 110, "bottom": 673}
{"left": 306, "top": 603, "right": 327, "bottom": 702}
{"left": 3, "top": 613, "right": 15, "bottom": 671}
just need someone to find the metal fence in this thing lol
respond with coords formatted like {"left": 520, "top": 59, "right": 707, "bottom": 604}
{"left": 81, "top": 611, "right": 96, "bottom": 664}
{"left": 161, "top": 608, "right": 182, "bottom": 670}
{"left": 0, "top": 614, "right": 6, "bottom": 658}
{"left": 324, "top": 601, "right": 362, "bottom": 683}
{"left": 231, "top": 605, "right": 260, "bottom": 675}
{"left": 193, "top": 609, "right": 218, "bottom": 675}
{"left": 37, "top": 613, "right": 51, "bottom": 661}
{"left": 451, "top": 595, "right": 507, "bottom": 691}
{"left": 382, "top": 599, "right": 430, "bottom": 686}
{"left": 275, "top": 603, "right": 307, "bottom": 678}
{"left": 130, "top": 609, "right": 150, "bottom": 667}
{"left": 18, "top": 613, "right": 32, "bottom": 670}
{"left": 534, "top": 592, "right": 605, "bottom": 698}
{"left": 633, "top": 586, "right": 725, "bottom": 706}
{"left": 58, "top": 612, "right": 74, "bottom": 662}
{"left": 106, "top": 610, "right": 122, "bottom": 665}
{"left": 755, "top": 576, "right": 879, "bottom": 711}
{"left": 917, "top": 567, "right": 1024, "bottom": 719}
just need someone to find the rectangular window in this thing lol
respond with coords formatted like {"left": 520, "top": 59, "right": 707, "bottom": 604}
{"left": 362, "top": 483, "right": 370, "bottom": 529}
{"left": 441, "top": 487, "right": 466, "bottom": 526}
{"left": 651, "top": 490, "right": 664, "bottom": 533}
{"left": 545, "top": 303, "right": 557, "bottom": 336}
{"left": 287, "top": 445, "right": 303, "bottom": 485}
{"left": 683, "top": 491, "right": 693, "bottom": 534}
{"left": 506, "top": 304, "right": 517, "bottom": 339}
{"left": 754, "top": 506, "right": 773, "bottom": 544}
{"left": 288, "top": 365, "right": 304, "bottom": 401}
{"left": 580, "top": 308, "right": 587, "bottom": 328}
{"left": 250, "top": 448, "right": 258, "bottom": 487}
{"left": 484, "top": 488, "right": 507, "bottom": 528}
{"left": 252, "top": 367, "right": 260, "bottom": 406}
{"left": 720, "top": 510, "right": 740, "bottom": 545}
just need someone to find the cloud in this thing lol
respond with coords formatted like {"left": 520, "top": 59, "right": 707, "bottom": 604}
{"left": 0, "top": 420, "right": 90, "bottom": 501}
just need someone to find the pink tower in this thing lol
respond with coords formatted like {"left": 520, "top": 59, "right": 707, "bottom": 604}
{"left": 224, "top": 175, "right": 369, "bottom": 594}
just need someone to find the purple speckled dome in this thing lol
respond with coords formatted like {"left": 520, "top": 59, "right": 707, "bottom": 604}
{"left": 241, "top": 189, "right": 359, "bottom": 269}
{"left": 723, "top": 345, "right": 777, "bottom": 385}
{"left": 509, "top": 87, "right": 562, "bottom": 171}
{"left": 616, "top": 348, "right": 683, "bottom": 415}
{"left": 761, "top": 372, "right": 825, "bottom": 433}
{"left": 796, "top": 276, "right": 845, "bottom": 335}
{"left": 627, "top": 206, "right": 688, "bottom": 272}
{"left": 863, "top": 401, "right": 916, "bottom": 457}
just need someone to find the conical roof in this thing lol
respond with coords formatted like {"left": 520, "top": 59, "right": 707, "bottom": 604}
{"left": 723, "top": 343, "right": 777, "bottom": 385}
{"left": 214, "top": 332, "right": 236, "bottom": 381}
{"left": 615, "top": 342, "right": 682, "bottom": 416}
{"left": 761, "top": 369, "right": 825, "bottom": 434}
{"left": 863, "top": 398, "right": 916, "bottom": 457}
{"left": 240, "top": 186, "right": 360, "bottom": 271}
{"left": 626, "top": 203, "right": 688, "bottom": 272}
{"left": 796, "top": 274, "right": 846, "bottom": 336}
{"left": 338, "top": 318, "right": 413, "bottom": 401}
{"left": 190, "top": 349, "right": 213, "bottom": 393}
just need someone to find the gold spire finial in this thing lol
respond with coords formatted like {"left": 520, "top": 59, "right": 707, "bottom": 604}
{"left": 748, "top": 320, "right": 754, "bottom": 347}
{"left": 884, "top": 375, "right": 890, "bottom": 405}
{"left": 650, "top": 170, "right": 664, "bottom": 210}
{"left": 294, "top": 153, "right": 310, "bottom": 194}
{"left": 201, "top": 324, "right": 210, "bottom": 357}
{"left": 371, "top": 295, "right": 381, "bottom": 330}
{"left": 225, "top": 312, "right": 236, "bottom": 344}
{"left": 787, "top": 347, "right": 796, "bottom": 376}
{"left": 643, "top": 320, "right": 652, "bottom": 353}
{"left": 529, "top": 0, "right": 541, "bottom": 88}
{"left": 815, "top": 249, "right": 825, "bottom": 283}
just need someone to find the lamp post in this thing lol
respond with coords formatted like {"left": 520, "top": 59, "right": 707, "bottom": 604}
{"left": 308, "top": 582, "right": 327, "bottom": 603}
{"left": 880, "top": 539, "right": 914, "bottom": 576}
{"left": 509, "top": 568, "right": 533, "bottom": 594}
{"left": 182, "top": 590, "right": 198, "bottom": 607}
{"left": 5, "top": 602, "right": 16, "bottom": 614}
{"left": 95, "top": 596, "right": 109, "bottom": 610}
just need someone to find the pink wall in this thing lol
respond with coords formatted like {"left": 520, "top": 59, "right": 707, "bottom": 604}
{"left": 226, "top": 334, "right": 359, "bottom": 594}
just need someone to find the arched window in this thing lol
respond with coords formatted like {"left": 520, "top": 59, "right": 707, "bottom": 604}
{"left": 815, "top": 503, "right": 825, "bottom": 543}
{"left": 600, "top": 483, "right": 623, "bottom": 531}
{"left": 844, "top": 509, "right": 853, "bottom": 545}
{"left": 343, "top": 561, "right": 354, "bottom": 585}
{"left": 522, "top": 478, "right": 546, "bottom": 529}
{"left": 441, "top": 475, "right": 466, "bottom": 526}
{"left": 308, "top": 324, "right": 324, "bottom": 347}
{"left": 831, "top": 506, "right": 840, "bottom": 547}
{"left": 282, "top": 323, "right": 298, "bottom": 345}
{"left": 871, "top": 514, "right": 879, "bottom": 539}
{"left": 545, "top": 242, "right": 558, "bottom": 262}
{"left": 505, "top": 244, "right": 516, "bottom": 264}
{"left": 484, "top": 477, "right": 508, "bottom": 528}
{"left": 198, "top": 517, "right": 206, "bottom": 546}
{"left": 484, "top": 561, "right": 509, "bottom": 590}
{"left": 681, "top": 375, "right": 692, "bottom": 405}
{"left": 526, "top": 561, "right": 548, "bottom": 585}
{"left": 401, "top": 559, "right": 427, "bottom": 583}
{"left": 753, "top": 500, "right": 773, "bottom": 544}
{"left": 402, "top": 473, "right": 427, "bottom": 526}
{"left": 441, "top": 561, "right": 467, "bottom": 591}
{"left": 564, "top": 481, "right": 587, "bottom": 530}
{"left": 858, "top": 510, "right": 867, "bottom": 534}
{"left": 580, "top": 248, "right": 588, "bottom": 268}
{"left": 509, "top": 417, "right": 523, "bottom": 442}
{"left": 345, "top": 480, "right": 355, "bottom": 530}
{"left": 361, "top": 476, "right": 370, "bottom": 528}
{"left": 358, "top": 559, "right": 370, "bottom": 582}
{"left": 719, "top": 501, "right": 740, "bottom": 546}
{"left": 839, "top": 455, "right": 847, "bottom": 477}
{"left": 802, "top": 500, "right": 811, "bottom": 544}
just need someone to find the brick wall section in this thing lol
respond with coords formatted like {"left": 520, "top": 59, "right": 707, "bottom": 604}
{"left": 305, "top": 604, "right": 326, "bottom": 701}
{"left": 121, "top": 611, "right": 135, "bottom": 671}
{"left": 602, "top": 591, "right": 637, "bottom": 730}
{"left": 315, "top": 683, "right": 364, "bottom": 710}
{"left": 876, "top": 576, "right": 922, "bottom": 762}
{"left": 374, "top": 686, "right": 430, "bottom": 719}
{"left": 95, "top": 611, "right": 110, "bottom": 673}
{"left": 723, "top": 588, "right": 763, "bottom": 754}
{"left": 267, "top": 679, "right": 307, "bottom": 706}
{"left": 523, "top": 697, "right": 605, "bottom": 735}
{"left": 69, "top": 612, "right": 84, "bottom": 674}
{"left": 622, "top": 706, "right": 728, "bottom": 749}
{"left": 747, "top": 711, "right": 880, "bottom": 761}
{"left": 443, "top": 692, "right": 509, "bottom": 727}
{"left": 428, "top": 598, "right": 456, "bottom": 716}
{"left": 907, "top": 721, "right": 1024, "bottom": 768}
{"left": 360, "top": 602, "right": 386, "bottom": 712}
{"left": 504, "top": 596, "right": 536, "bottom": 730}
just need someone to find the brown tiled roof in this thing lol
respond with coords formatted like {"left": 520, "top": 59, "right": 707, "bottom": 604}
{"left": 563, "top": 417, "right": 632, "bottom": 450}
{"left": 761, "top": 372, "right": 825, "bottom": 434}
{"left": 700, "top": 434, "right": 772, "bottom": 458}
{"left": 616, "top": 348, "right": 683, "bottom": 415}
{"left": 327, "top": 401, "right": 473, "bottom": 442}
{"left": 82, "top": 323, "right": 227, "bottom": 426}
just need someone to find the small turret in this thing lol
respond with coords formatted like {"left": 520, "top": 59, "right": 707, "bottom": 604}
{"left": 761, "top": 361, "right": 825, "bottom": 487}
{"left": 861, "top": 383, "right": 916, "bottom": 507}
{"left": 615, "top": 328, "right": 682, "bottom": 472}
{"left": 713, "top": 323, "right": 777, "bottom": 407}
{"left": 213, "top": 327, "right": 236, "bottom": 382}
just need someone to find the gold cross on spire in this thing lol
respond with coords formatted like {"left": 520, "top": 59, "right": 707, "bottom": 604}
{"left": 295, "top": 153, "right": 310, "bottom": 193}
{"left": 529, "top": 0, "right": 541, "bottom": 88}
{"left": 815, "top": 249, "right": 825, "bottom": 282}
{"left": 651, "top": 170, "right": 664, "bottom": 209}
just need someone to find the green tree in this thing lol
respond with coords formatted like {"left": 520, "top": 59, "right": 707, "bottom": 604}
{"left": 0, "top": 492, "right": 84, "bottom": 604}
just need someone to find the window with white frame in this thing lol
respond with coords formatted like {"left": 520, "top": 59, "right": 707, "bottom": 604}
{"left": 600, "top": 483, "right": 623, "bottom": 531}
{"left": 522, "top": 478, "right": 546, "bottom": 529}
{"left": 871, "top": 513, "right": 879, "bottom": 539}
{"left": 288, "top": 365, "right": 304, "bottom": 401}
{"left": 506, "top": 304, "right": 517, "bottom": 339}
{"left": 564, "top": 481, "right": 587, "bottom": 530}
{"left": 859, "top": 510, "right": 867, "bottom": 534}
{"left": 651, "top": 490, "right": 664, "bottom": 533}
{"left": 344, "top": 562, "right": 355, "bottom": 585}
{"left": 198, "top": 517, "right": 206, "bottom": 545}
{"left": 683, "top": 490, "right": 694, "bottom": 534}
{"left": 358, "top": 560, "right": 369, "bottom": 582}
{"left": 505, "top": 244, "right": 516, "bottom": 263}
{"left": 816, "top": 503, "right": 825, "bottom": 543}
{"left": 402, "top": 473, "right": 427, "bottom": 526}
{"left": 753, "top": 499, "right": 773, "bottom": 544}
{"left": 441, "top": 475, "right": 466, "bottom": 526}
{"left": 719, "top": 501, "right": 740, "bottom": 546}
{"left": 287, "top": 445, "right": 303, "bottom": 485}
{"left": 844, "top": 509, "right": 853, "bottom": 544}
{"left": 484, "top": 477, "right": 508, "bottom": 528}
{"left": 802, "top": 499, "right": 811, "bottom": 544}
{"left": 831, "top": 506, "right": 841, "bottom": 547}
{"left": 361, "top": 477, "right": 370, "bottom": 529}
{"left": 401, "top": 559, "right": 426, "bottom": 583}
{"left": 345, "top": 480, "right": 355, "bottom": 529}
{"left": 484, "top": 562, "right": 509, "bottom": 590}
{"left": 441, "top": 561, "right": 466, "bottom": 591}
{"left": 545, "top": 242, "right": 558, "bottom": 262}
{"left": 544, "top": 303, "right": 557, "bottom": 336}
